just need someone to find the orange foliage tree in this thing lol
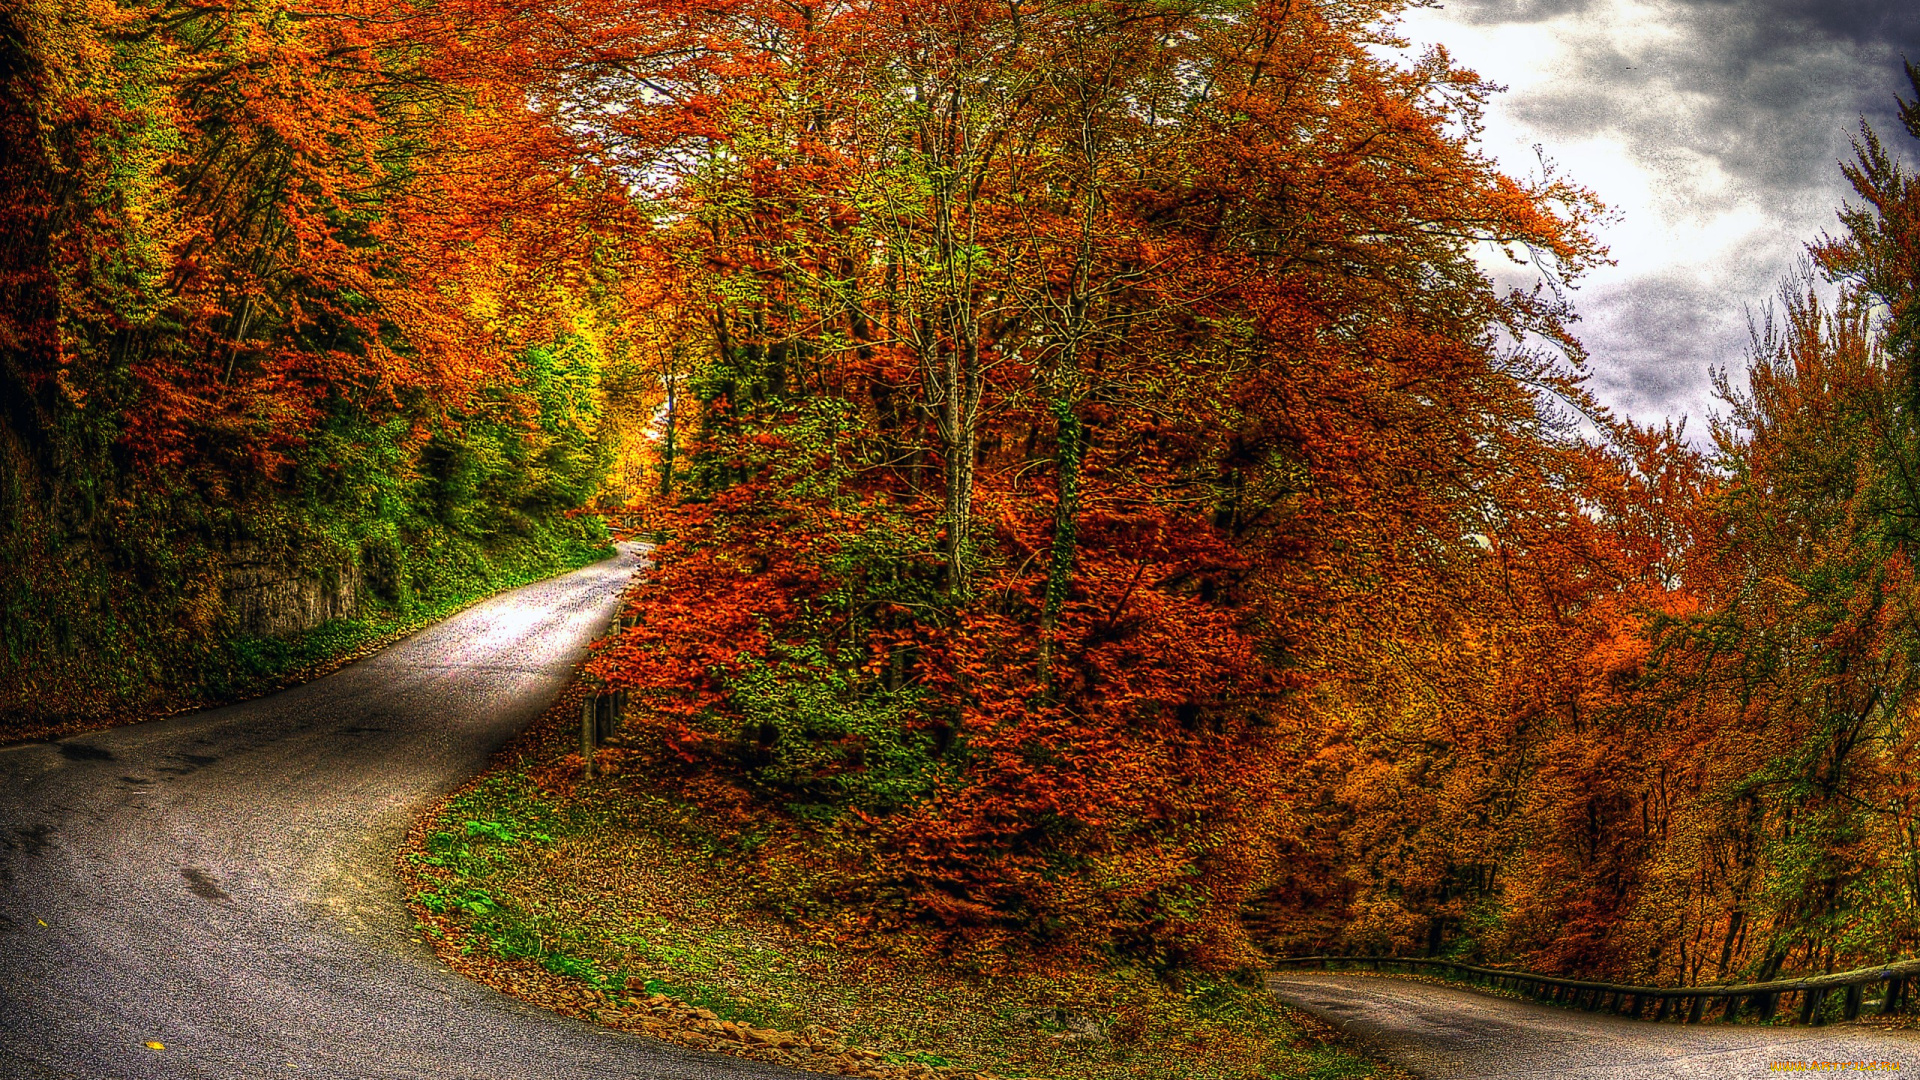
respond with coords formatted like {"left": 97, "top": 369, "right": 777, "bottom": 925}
{"left": 1267, "top": 67, "right": 1920, "bottom": 985}
{"left": 0, "top": 0, "right": 628, "bottom": 722}
{"left": 578, "top": 0, "right": 1604, "bottom": 968}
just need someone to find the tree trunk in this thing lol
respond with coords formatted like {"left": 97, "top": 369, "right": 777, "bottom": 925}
{"left": 658, "top": 368, "right": 677, "bottom": 498}
{"left": 938, "top": 336, "right": 981, "bottom": 596}
{"left": 1038, "top": 396, "right": 1083, "bottom": 692}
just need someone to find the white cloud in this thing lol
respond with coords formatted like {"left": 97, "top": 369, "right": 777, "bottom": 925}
{"left": 1395, "top": 0, "right": 1911, "bottom": 426}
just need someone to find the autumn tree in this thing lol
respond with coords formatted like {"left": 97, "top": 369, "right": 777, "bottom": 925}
{"left": 1274, "top": 65, "right": 1920, "bottom": 985}
{"left": 0, "top": 0, "right": 629, "bottom": 726}
{"left": 577, "top": 0, "right": 1605, "bottom": 968}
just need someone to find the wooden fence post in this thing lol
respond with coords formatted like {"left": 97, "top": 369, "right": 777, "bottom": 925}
{"left": 581, "top": 693, "right": 594, "bottom": 779}
{"left": 1882, "top": 977, "right": 1905, "bottom": 1016}
{"left": 1798, "top": 987, "right": 1825, "bottom": 1026}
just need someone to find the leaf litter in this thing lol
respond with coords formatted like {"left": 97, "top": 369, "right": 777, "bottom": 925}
{"left": 399, "top": 683, "right": 1404, "bottom": 1080}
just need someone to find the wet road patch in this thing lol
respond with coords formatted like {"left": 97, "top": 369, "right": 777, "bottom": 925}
{"left": 6, "top": 823, "right": 53, "bottom": 855}
{"left": 182, "top": 868, "right": 231, "bottom": 901}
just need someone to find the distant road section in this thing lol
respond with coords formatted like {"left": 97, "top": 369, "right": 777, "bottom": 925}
{"left": 1269, "top": 972, "right": 1920, "bottom": 1078}
{"left": 0, "top": 544, "right": 801, "bottom": 1080}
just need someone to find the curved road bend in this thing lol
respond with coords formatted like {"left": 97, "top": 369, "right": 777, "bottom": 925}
{"left": 0, "top": 545, "right": 803, "bottom": 1080}
{"left": 1271, "top": 972, "right": 1920, "bottom": 1078}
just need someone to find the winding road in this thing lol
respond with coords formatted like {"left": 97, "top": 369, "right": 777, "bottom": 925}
{"left": 1270, "top": 972, "right": 1920, "bottom": 1078}
{"left": 0, "top": 546, "right": 801, "bottom": 1080}
{"left": 14, "top": 546, "right": 1920, "bottom": 1080}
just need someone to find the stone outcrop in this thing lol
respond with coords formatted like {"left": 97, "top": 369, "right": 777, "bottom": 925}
{"left": 221, "top": 545, "right": 363, "bottom": 639}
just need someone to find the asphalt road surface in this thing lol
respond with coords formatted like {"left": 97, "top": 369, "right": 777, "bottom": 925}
{"left": 0, "top": 545, "right": 805, "bottom": 1080}
{"left": 14, "top": 546, "right": 1919, "bottom": 1080}
{"left": 1270, "top": 972, "right": 1920, "bottom": 1078}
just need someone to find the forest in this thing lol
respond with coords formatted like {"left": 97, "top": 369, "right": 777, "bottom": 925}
{"left": 11, "top": 0, "right": 1920, "bottom": 994}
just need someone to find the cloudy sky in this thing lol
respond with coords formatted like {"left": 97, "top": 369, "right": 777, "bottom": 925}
{"left": 1397, "top": 0, "right": 1920, "bottom": 428}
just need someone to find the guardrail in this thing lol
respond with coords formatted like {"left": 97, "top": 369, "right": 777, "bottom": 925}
{"left": 1270, "top": 955, "right": 1920, "bottom": 1026}
{"left": 579, "top": 576, "right": 639, "bottom": 779}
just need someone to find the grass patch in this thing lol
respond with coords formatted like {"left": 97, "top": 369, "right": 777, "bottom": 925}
{"left": 400, "top": 685, "right": 1406, "bottom": 1080}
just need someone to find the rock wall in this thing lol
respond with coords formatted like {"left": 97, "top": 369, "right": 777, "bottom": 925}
{"left": 222, "top": 546, "right": 363, "bottom": 639}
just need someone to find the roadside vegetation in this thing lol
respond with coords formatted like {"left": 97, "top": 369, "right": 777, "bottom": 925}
{"left": 1, "top": 2, "right": 627, "bottom": 739}
{"left": 403, "top": 684, "right": 1406, "bottom": 1080}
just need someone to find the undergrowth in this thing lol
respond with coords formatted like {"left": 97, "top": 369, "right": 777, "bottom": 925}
{"left": 402, "top": 688, "right": 1405, "bottom": 1080}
